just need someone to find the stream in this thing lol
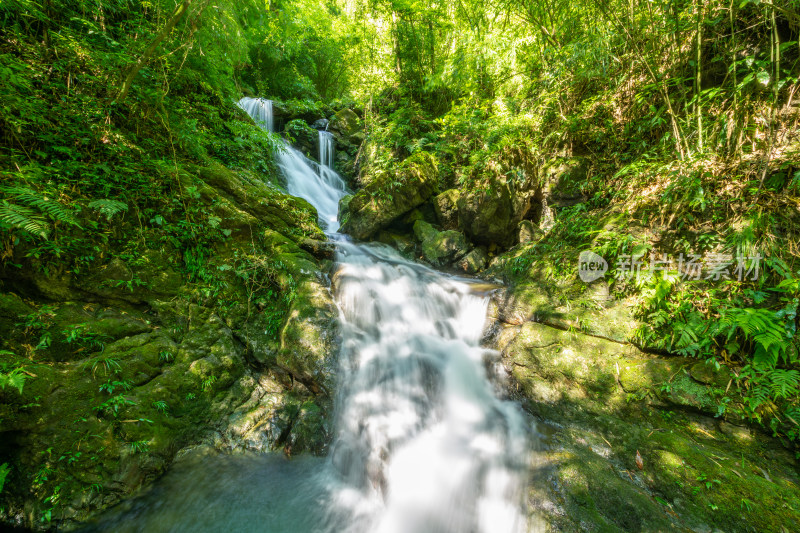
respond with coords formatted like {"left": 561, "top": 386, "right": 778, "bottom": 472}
{"left": 82, "top": 98, "right": 534, "bottom": 533}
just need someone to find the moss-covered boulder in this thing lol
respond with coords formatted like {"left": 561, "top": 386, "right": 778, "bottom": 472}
{"left": 541, "top": 156, "right": 589, "bottom": 207}
{"left": 329, "top": 108, "right": 361, "bottom": 139}
{"left": 421, "top": 230, "right": 470, "bottom": 267}
{"left": 454, "top": 247, "right": 488, "bottom": 274}
{"left": 339, "top": 152, "right": 438, "bottom": 240}
{"left": 413, "top": 220, "right": 439, "bottom": 243}
{"left": 456, "top": 174, "right": 534, "bottom": 248}
{"left": 493, "top": 283, "right": 800, "bottom": 533}
{"left": 433, "top": 189, "right": 461, "bottom": 230}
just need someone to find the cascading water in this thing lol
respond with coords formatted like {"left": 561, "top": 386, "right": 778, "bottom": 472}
{"left": 238, "top": 97, "right": 345, "bottom": 232}
{"left": 237, "top": 97, "right": 273, "bottom": 132}
{"left": 240, "top": 98, "right": 530, "bottom": 532}
{"left": 86, "top": 98, "right": 532, "bottom": 533}
{"left": 324, "top": 243, "right": 529, "bottom": 533}
{"left": 319, "top": 130, "right": 335, "bottom": 169}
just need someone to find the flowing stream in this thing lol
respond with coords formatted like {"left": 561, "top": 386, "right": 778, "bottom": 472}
{"left": 83, "top": 99, "right": 532, "bottom": 532}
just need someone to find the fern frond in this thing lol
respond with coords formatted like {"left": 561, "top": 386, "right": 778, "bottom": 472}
{"left": 770, "top": 369, "right": 800, "bottom": 400}
{"left": 0, "top": 186, "right": 80, "bottom": 227}
{"left": 88, "top": 199, "right": 128, "bottom": 221}
{"left": 0, "top": 367, "right": 26, "bottom": 394}
{"left": 0, "top": 201, "right": 50, "bottom": 238}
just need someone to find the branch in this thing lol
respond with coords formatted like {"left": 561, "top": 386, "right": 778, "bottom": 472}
{"left": 114, "top": 0, "right": 192, "bottom": 104}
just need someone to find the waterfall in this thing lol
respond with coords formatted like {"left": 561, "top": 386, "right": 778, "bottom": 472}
{"left": 319, "top": 130, "right": 335, "bottom": 169}
{"left": 237, "top": 97, "right": 273, "bottom": 133}
{"left": 238, "top": 97, "right": 346, "bottom": 232}
{"left": 326, "top": 243, "right": 529, "bottom": 533}
{"left": 238, "top": 98, "right": 530, "bottom": 533}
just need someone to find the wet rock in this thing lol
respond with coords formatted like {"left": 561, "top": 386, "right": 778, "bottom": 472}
{"left": 311, "top": 118, "right": 329, "bottom": 130}
{"left": 377, "top": 231, "right": 415, "bottom": 256}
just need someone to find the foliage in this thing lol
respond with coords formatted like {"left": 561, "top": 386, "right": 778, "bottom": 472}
{"left": 635, "top": 259, "right": 800, "bottom": 440}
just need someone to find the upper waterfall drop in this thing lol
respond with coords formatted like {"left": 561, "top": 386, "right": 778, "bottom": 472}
{"left": 319, "top": 130, "right": 335, "bottom": 169}
{"left": 237, "top": 97, "right": 347, "bottom": 233}
{"left": 237, "top": 97, "right": 274, "bottom": 132}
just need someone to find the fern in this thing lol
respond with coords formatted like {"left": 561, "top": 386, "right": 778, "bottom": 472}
{"left": 0, "top": 463, "right": 9, "bottom": 494}
{"left": 0, "top": 367, "right": 26, "bottom": 394}
{"left": 723, "top": 308, "right": 789, "bottom": 369}
{"left": 88, "top": 199, "right": 128, "bottom": 221}
{"left": 0, "top": 201, "right": 50, "bottom": 238}
{"left": 1, "top": 186, "right": 80, "bottom": 227}
{"left": 769, "top": 369, "right": 800, "bottom": 400}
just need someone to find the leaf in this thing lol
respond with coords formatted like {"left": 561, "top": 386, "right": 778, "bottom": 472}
{"left": 88, "top": 199, "right": 128, "bottom": 221}
{"left": 0, "top": 463, "right": 9, "bottom": 494}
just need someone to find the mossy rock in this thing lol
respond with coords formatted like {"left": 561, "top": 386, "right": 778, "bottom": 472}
{"left": 454, "top": 247, "right": 488, "bottom": 274}
{"left": 420, "top": 230, "right": 470, "bottom": 267}
{"left": 433, "top": 188, "right": 461, "bottom": 230}
{"left": 340, "top": 152, "right": 438, "bottom": 240}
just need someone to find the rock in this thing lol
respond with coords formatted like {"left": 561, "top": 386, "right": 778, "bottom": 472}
{"left": 433, "top": 189, "right": 461, "bottom": 230}
{"left": 0, "top": 158, "right": 342, "bottom": 528}
{"left": 311, "top": 118, "right": 329, "bottom": 130}
{"left": 541, "top": 157, "right": 588, "bottom": 208}
{"left": 496, "top": 319, "right": 800, "bottom": 532}
{"left": 420, "top": 230, "right": 470, "bottom": 267}
{"left": 518, "top": 220, "right": 542, "bottom": 244}
{"left": 689, "top": 361, "right": 733, "bottom": 388}
{"left": 340, "top": 152, "right": 438, "bottom": 240}
{"left": 398, "top": 203, "right": 437, "bottom": 229}
{"left": 455, "top": 247, "right": 488, "bottom": 274}
{"left": 411, "top": 220, "right": 470, "bottom": 267}
{"left": 413, "top": 220, "right": 439, "bottom": 243}
{"left": 377, "top": 231, "right": 415, "bottom": 256}
{"left": 457, "top": 175, "right": 535, "bottom": 248}
{"left": 329, "top": 108, "right": 361, "bottom": 138}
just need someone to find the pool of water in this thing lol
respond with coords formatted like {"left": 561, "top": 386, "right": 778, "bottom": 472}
{"left": 80, "top": 449, "right": 330, "bottom": 533}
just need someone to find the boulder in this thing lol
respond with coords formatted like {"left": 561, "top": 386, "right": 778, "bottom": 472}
{"left": 457, "top": 175, "right": 534, "bottom": 249}
{"left": 413, "top": 219, "right": 439, "bottom": 243}
{"left": 339, "top": 152, "right": 438, "bottom": 240}
{"left": 433, "top": 189, "right": 461, "bottom": 230}
{"left": 412, "top": 220, "right": 470, "bottom": 267}
{"left": 518, "top": 220, "right": 543, "bottom": 244}
{"left": 329, "top": 108, "right": 362, "bottom": 141}
{"left": 377, "top": 231, "right": 415, "bottom": 256}
{"left": 455, "top": 247, "right": 488, "bottom": 274}
{"left": 541, "top": 157, "right": 588, "bottom": 207}
{"left": 421, "top": 230, "right": 470, "bottom": 267}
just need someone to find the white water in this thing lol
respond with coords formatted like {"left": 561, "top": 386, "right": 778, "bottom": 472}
{"left": 238, "top": 97, "right": 346, "bottom": 232}
{"left": 238, "top": 97, "right": 273, "bottom": 132}
{"left": 239, "top": 98, "right": 531, "bottom": 533}
{"left": 319, "top": 130, "right": 335, "bottom": 168}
